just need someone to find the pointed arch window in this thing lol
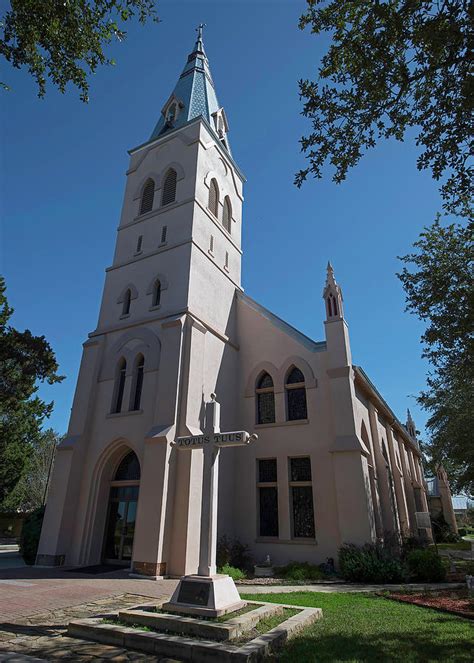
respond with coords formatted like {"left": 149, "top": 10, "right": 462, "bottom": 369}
{"left": 223, "top": 196, "right": 232, "bottom": 233}
{"left": 285, "top": 367, "right": 307, "bottom": 421}
{"left": 208, "top": 178, "right": 219, "bottom": 217}
{"left": 122, "top": 289, "right": 131, "bottom": 316}
{"left": 130, "top": 355, "right": 145, "bottom": 412}
{"left": 112, "top": 358, "right": 127, "bottom": 413}
{"left": 152, "top": 279, "right": 162, "bottom": 307}
{"left": 162, "top": 168, "right": 177, "bottom": 206}
{"left": 327, "top": 293, "right": 338, "bottom": 317}
{"left": 140, "top": 178, "right": 155, "bottom": 215}
{"left": 114, "top": 451, "right": 141, "bottom": 481}
{"left": 256, "top": 372, "right": 275, "bottom": 424}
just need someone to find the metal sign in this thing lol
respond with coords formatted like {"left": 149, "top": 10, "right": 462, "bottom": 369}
{"left": 174, "top": 431, "right": 255, "bottom": 449}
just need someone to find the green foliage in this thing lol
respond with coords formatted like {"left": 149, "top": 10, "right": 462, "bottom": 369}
{"left": 431, "top": 512, "right": 460, "bottom": 544}
{"left": 276, "top": 561, "right": 324, "bottom": 581}
{"left": 398, "top": 219, "right": 473, "bottom": 494}
{"left": 338, "top": 543, "right": 404, "bottom": 584}
{"left": 405, "top": 548, "right": 446, "bottom": 582}
{"left": 19, "top": 506, "right": 45, "bottom": 565}
{"left": 216, "top": 536, "right": 253, "bottom": 572}
{"left": 218, "top": 564, "right": 247, "bottom": 581}
{"left": 240, "top": 592, "right": 474, "bottom": 662}
{"left": 0, "top": 1, "right": 159, "bottom": 101}
{"left": 0, "top": 277, "right": 63, "bottom": 509}
{"left": 297, "top": 1, "right": 472, "bottom": 218}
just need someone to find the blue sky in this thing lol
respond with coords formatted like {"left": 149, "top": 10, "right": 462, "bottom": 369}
{"left": 1, "top": 0, "right": 442, "bottom": 437}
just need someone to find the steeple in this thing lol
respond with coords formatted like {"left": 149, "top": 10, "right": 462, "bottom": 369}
{"left": 150, "top": 25, "right": 231, "bottom": 152}
{"left": 323, "top": 261, "right": 344, "bottom": 321}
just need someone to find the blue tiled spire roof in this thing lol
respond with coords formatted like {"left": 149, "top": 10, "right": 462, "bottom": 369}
{"left": 150, "top": 25, "right": 226, "bottom": 147}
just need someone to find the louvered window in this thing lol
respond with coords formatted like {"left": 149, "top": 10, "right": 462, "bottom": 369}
{"left": 161, "top": 225, "right": 167, "bottom": 244}
{"left": 162, "top": 168, "right": 177, "bottom": 206}
{"left": 256, "top": 372, "right": 275, "bottom": 424}
{"left": 140, "top": 179, "right": 155, "bottom": 215}
{"left": 208, "top": 178, "right": 219, "bottom": 217}
{"left": 285, "top": 367, "right": 307, "bottom": 421}
{"left": 223, "top": 196, "right": 232, "bottom": 233}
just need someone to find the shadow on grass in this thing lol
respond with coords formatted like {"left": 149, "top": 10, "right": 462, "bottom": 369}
{"left": 277, "top": 629, "right": 474, "bottom": 662}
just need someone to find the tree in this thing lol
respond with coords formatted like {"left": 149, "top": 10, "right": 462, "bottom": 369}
{"left": 4, "top": 429, "right": 62, "bottom": 512}
{"left": 297, "top": 1, "right": 472, "bottom": 217}
{"left": 1, "top": 1, "right": 158, "bottom": 101}
{"left": 398, "top": 219, "right": 473, "bottom": 494}
{"left": 0, "top": 277, "right": 63, "bottom": 508}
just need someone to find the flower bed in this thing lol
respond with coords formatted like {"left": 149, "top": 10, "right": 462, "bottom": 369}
{"left": 386, "top": 589, "right": 474, "bottom": 620}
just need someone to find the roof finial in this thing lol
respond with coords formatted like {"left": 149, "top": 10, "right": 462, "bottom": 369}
{"left": 195, "top": 23, "right": 206, "bottom": 52}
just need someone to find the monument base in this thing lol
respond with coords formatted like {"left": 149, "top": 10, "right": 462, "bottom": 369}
{"left": 162, "top": 574, "right": 245, "bottom": 618}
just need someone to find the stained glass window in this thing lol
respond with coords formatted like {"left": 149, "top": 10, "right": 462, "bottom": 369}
{"left": 286, "top": 367, "right": 305, "bottom": 384}
{"left": 286, "top": 367, "right": 307, "bottom": 421}
{"left": 290, "top": 457, "right": 312, "bottom": 482}
{"left": 256, "top": 371, "right": 275, "bottom": 424}
{"left": 291, "top": 486, "right": 315, "bottom": 538}
{"left": 140, "top": 178, "right": 155, "bottom": 214}
{"left": 259, "top": 487, "right": 278, "bottom": 537}
{"left": 258, "top": 373, "right": 273, "bottom": 389}
{"left": 114, "top": 451, "right": 141, "bottom": 481}
{"left": 258, "top": 458, "right": 277, "bottom": 483}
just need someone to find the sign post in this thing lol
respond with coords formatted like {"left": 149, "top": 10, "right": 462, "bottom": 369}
{"left": 163, "top": 394, "right": 257, "bottom": 617}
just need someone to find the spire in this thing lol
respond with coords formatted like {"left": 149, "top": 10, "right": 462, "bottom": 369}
{"left": 323, "top": 261, "right": 344, "bottom": 321}
{"left": 406, "top": 409, "right": 416, "bottom": 439}
{"left": 149, "top": 25, "right": 231, "bottom": 152}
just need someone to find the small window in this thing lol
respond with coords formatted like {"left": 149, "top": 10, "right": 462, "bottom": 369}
{"left": 225, "top": 251, "right": 229, "bottom": 270}
{"left": 130, "top": 355, "right": 144, "bottom": 411}
{"left": 209, "top": 235, "right": 214, "bottom": 253}
{"left": 112, "top": 358, "right": 127, "bottom": 413}
{"left": 161, "top": 225, "right": 167, "bottom": 244}
{"left": 285, "top": 367, "right": 307, "bottom": 421}
{"left": 122, "top": 289, "right": 131, "bottom": 316}
{"left": 136, "top": 235, "right": 143, "bottom": 253}
{"left": 289, "top": 457, "right": 315, "bottom": 538}
{"left": 152, "top": 279, "right": 161, "bottom": 307}
{"left": 162, "top": 168, "right": 177, "bottom": 206}
{"left": 208, "top": 178, "right": 219, "bottom": 217}
{"left": 167, "top": 103, "right": 177, "bottom": 123}
{"left": 140, "top": 179, "right": 155, "bottom": 215}
{"left": 257, "top": 459, "right": 278, "bottom": 537}
{"left": 223, "top": 196, "right": 232, "bottom": 233}
{"left": 256, "top": 372, "right": 275, "bottom": 424}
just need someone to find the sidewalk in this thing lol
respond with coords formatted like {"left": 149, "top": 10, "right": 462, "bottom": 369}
{"left": 238, "top": 581, "right": 466, "bottom": 594}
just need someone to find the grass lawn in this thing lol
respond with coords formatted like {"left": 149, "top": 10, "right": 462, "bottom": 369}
{"left": 436, "top": 541, "right": 472, "bottom": 551}
{"left": 241, "top": 592, "right": 474, "bottom": 662}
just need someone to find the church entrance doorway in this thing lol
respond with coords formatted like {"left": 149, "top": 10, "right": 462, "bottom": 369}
{"left": 102, "top": 450, "right": 140, "bottom": 565}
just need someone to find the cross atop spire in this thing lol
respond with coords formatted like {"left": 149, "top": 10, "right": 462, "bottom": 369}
{"left": 195, "top": 23, "right": 206, "bottom": 53}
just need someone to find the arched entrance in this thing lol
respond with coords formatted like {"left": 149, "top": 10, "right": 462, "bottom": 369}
{"left": 102, "top": 450, "right": 140, "bottom": 565}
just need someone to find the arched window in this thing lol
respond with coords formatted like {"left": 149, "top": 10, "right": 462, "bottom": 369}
{"left": 327, "top": 294, "right": 338, "bottom": 317}
{"left": 285, "top": 367, "right": 307, "bottom": 421}
{"left": 152, "top": 279, "right": 161, "bottom": 307}
{"left": 112, "top": 358, "right": 127, "bottom": 413}
{"left": 140, "top": 178, "right": 155, "bottom": 215}
{"left": 162, "top": 168, "right": 177, "bottom": 206}
{"left": 122, "top": 289, "right": 131, "bottom": 316}
{"left": 256, "top": 372, "right": 275, "bottom": 424}
{"left": 223, "top": 196, "right": 232, "bottom": 233}
{"left": 114, "top": 450, "right": 141, "bottom": 480}
{"left": 130, "top": 355, "right": 144, "bottom": 411}
{"left": 208, "top": 178, "right": 219, "bottom": 217}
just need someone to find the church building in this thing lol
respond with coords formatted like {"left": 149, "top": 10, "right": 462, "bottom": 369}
{"left": 37, "top": 29, "right": 433, "bottom": 576}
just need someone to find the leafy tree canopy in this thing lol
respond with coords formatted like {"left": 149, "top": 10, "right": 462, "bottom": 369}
{"left": 0, "top": 0, "right": 158, "bottom": 101}
{"left": 297, "top": 1, "right": 472, "bottom": 217}
{"left": 398, "top": 219, "right": 473, "bottom": 494}
{"left": 0, "top": 277, "right": 64, "bottom": 507}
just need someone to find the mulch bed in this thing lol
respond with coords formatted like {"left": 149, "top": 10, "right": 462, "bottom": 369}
{"left": 385, "top": 589, "right": 474, "bottom": 620}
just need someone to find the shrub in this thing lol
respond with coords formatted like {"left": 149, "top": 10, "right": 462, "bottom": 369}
{"left": 458, "top": 528, "right": 466, "bottom": 538}
{"left": 339, "top": 543, "right": 405, "bottom": 584}
{"left": 219, "top": 564, "right": 246, "bottom": 581}
{"left": 216, "top": 536, "right": 253, "bottom": 572}
{"left": 20, "top": 506, "right": 45, "bottom": 565}
{"left": 431, "top": 513, "right": 459, "bottom": 543}
{"left": 276, "top": 561, "right": 324, "bottom": 581}
{"left": 405, "top": 549, "right": 446, "bottom": 582}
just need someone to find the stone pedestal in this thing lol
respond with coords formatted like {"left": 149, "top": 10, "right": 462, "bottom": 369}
{"left": 162, "top": 574, "right": 245, "bottom": 617}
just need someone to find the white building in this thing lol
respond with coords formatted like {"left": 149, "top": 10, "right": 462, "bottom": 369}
{"left": 37, "top": 29, "right": 432, "bottom": 576}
